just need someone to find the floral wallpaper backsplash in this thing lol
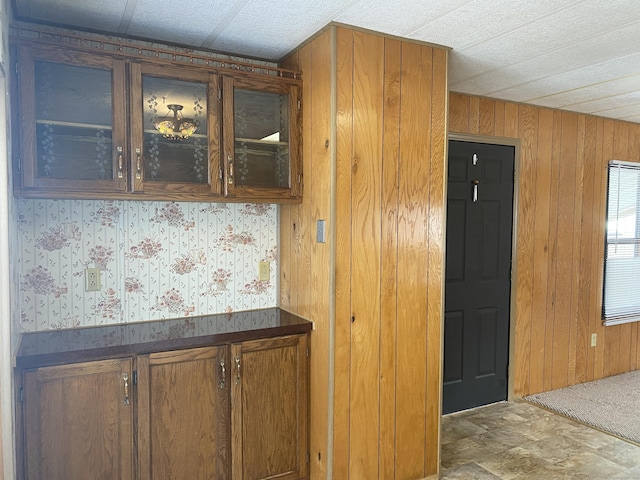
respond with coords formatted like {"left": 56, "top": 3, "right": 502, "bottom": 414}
{"left": 17, "top": 199, "right": 278, "bottom": 332}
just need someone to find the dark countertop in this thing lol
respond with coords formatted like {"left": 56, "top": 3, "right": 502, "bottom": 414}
{"left": 16, "top": 308, "right": 312, "bottom": 369}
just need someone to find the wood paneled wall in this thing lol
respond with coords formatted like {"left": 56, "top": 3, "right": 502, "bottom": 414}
{"left": 281, "top": 25, "right": 448, "bottom": 480}
{"left": 280, "top": 27, "right": 333, "bottom": 480}
{"left": 449, "top": 93, "right": 640, "bottom": 396}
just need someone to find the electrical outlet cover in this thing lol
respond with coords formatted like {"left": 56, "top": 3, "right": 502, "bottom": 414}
{"left": 85, "top": 268, "right": 101, "bottom": 292}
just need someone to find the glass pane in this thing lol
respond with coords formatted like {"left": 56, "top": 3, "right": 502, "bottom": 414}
{"left": 234, "top": 88, "right": 289, "bottom": 188}
{"left": 143, "top": 76, "right": 208, "bottom": 183}
{"left": 35, "top": 61, "right": 113, "bottom": 180}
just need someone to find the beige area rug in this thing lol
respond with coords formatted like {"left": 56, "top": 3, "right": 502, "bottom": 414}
{"left": 524, "top": 370, "right": 640, "bottom": 445}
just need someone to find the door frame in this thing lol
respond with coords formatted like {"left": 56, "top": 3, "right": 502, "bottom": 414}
{"left": 446, "top": 133, "right": 521, "bottom": 403}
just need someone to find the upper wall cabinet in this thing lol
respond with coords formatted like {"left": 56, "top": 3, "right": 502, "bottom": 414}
{"left": 15, "top": 44, "right": 129, "bottom": 194}
{"left": 129, "top": 63, "right": 222, "bottom": 197}
{"left": 223, "top": 75, "right": 301, "bottom": 199}
{"left": 12, "top": 35, "right": 302, "bottom": 203}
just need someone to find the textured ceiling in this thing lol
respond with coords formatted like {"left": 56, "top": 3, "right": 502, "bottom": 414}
{"left": 12, "top": 0, "right": 640, "bottom": 123}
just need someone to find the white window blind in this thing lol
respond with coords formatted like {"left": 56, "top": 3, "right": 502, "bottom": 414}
{"left": 603, "top": 160, "right": 640, "bottom": 326}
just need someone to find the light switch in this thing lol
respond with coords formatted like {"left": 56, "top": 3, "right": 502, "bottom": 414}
{"left": 258, "top": 261, "right": 270, "bottom": 281}
{"left": 317, "top": 220, "right": 326, "bottom": 243}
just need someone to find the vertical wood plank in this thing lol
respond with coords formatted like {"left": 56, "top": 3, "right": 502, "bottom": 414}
{"left": 448, "top": 93, "right": 469, "bottom": 133}
{"left": 395, "top": 41, "right": 430, "bottom": 480}
{"left": 551, "top": 112, "right": 577, "bottom": 390}
{"left": 425, "top": 45, "right": 447, "bottom": 477}
{"left": 528, "top": 108, "right": 553, "bottom": 394}
{"left": 568, "top": 115, "right": 585, "bottom": 386}
{"left": 512, "top": 104, "right": 537, "bottom": 396}
{"left": 479, "top": 98, "right": 495, "bottom": 136}
{"left": 576, "top": 115, "right": 597, "bottom": 384}
{"left": 333, "top": 26, "right": 353, "bottom": 479}
{"left": 469, "top": 96, "right": 480, "bottom": 134}
{"left": 348, "top": 29, "right": 384, "bottom": 480}
{"left": 543, "top": 110, "right": 562, "bottom": 392}
{"left": 504, "top": 102, "right": 519, "bottom": 138}
{"left": 306, "top": 34, "right": 332, "bottom": 480}
{"left": 600, "top": 119, "right": 616, "bottom": 379}
{"left": 494, "top": 100, "right": 506, "bottom": 137}
{"left": 379, "top": 37, "right": 400, "bottom": 480}
{"left": 592, "top": 117, "right": 608, "bottom": 381}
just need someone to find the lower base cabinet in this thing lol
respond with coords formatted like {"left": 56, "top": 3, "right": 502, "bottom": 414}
{"left": 22, "top": 358, "right": 135, "bottom": 480}
{"left": 18, "top": 333, "right": 309, "bottom": 480}
{"left": 232, "top": 335, "right": 309, "bottom": 480}
{"left": 137, "top": 346, "right": 230, "bottom": 480}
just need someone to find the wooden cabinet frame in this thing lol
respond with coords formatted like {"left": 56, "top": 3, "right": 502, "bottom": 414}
{"left": 222, "top": 75, "right": 302, "bottom": 200}
{"left": 11, "top": 30, "right": 303, "bottom": 203}
{"left": 16, "top": 333, "right": 310, "bottom": 480}
{"left": 16, "top": 44, "right": 129, "bottom": 194}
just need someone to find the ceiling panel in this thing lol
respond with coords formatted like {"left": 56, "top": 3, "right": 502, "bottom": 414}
{"left": 121, "top": 0, "right": 247, "bottom": 47}
{"left": 14, "top": 0, "right": 130, "bottom": 32}
{"left": 450, "top": 21, "right": 640, "bottom": 98}
{"left": 10, "top": 0, "right": 640, "bottom": 124}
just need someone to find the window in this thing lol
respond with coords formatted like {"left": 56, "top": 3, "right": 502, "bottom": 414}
{"left": 603, "top": 160, "right": 640, "bottom": 326}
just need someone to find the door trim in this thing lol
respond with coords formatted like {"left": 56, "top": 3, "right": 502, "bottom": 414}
{"left": 447, "top": 133, "right": 521, "bottom": 404}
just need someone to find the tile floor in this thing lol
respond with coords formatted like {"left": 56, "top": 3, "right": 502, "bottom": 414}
{"left": 441, "top": 400, "right": 640, "bottom": 479}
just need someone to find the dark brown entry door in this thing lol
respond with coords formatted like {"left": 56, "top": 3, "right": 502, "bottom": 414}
{"left": 443, "top": 140, "right": 515, "bottom": 414}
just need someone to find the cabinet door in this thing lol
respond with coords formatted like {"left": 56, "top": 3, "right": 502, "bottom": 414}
{"left": 16, "top": 44, "right": 128, "bottom": 193}
{"left": 22, "top": 358, "right": 134, "bottom": 480}
{"left": 137, "top": 346, "right": 230, "bottom": 480}
{"left": 222, "top": 75, "right": 302, "bottom": 200}
{"left": 231, "top": 334, "right": 309, "bottom": 480}
{"left": 130, "top": 63, "right": 222, "bottom": 197}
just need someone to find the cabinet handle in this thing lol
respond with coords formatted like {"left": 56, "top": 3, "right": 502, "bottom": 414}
{"left": 135, "top": 148, "right": 142, "bottom": 180}
{"left": 234, "top": 355, "right": 241, "bottom": 385}
{"left": 219, "top": 357, "right": 226, "bottom": 389}
{"left": 117, "top": 146, "right": 124, "bottom": 179}
{"left": 123, "top": 373, "right": 130, "bottom": 405}
{"left": 228, "top": 156, "right": 234, "bottom": 185}
{"left": 472, "top": 179, "right": 480, "bottom": 203}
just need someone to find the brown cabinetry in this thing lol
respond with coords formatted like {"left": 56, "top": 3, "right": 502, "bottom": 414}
{"left": 17, "top": 330, "right": 309, "bottom": 480}
{"left": 129, "top": 63, "right": 222, "bottom": 197}
{"left": 21, "top": 358, "right": 134, "bottom": 480}
{"left": 231, "top": 335, "right": 308, "bottom": 480}
{"left": 137, "top": 346, "right": 230, "bottom": 480}
{"left": 12, "top": 33, "right": 302, "bottom": 203}
{"left": 16, "top": 44, "right": 129, "bottom": 194}
{"left": 223, "top": 75, "right": 301, "bottom": 200}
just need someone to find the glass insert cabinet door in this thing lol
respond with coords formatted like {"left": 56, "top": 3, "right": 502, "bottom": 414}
{"left": 17, "top": 45, "right": 127, "bottom": 192}
{"left": 130, "top": 63, "right": 221, "bottom": 195}
{"left": 222, "top": 76, "right": 301, "bottom": 198}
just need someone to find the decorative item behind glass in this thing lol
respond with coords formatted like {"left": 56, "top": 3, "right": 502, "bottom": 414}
{"left": 143, "top": 76, "right": 208, "bottom": 183}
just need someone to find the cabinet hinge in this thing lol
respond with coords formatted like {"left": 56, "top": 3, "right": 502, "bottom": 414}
{"left": 306, "top": 347, "right": 309, "bottom": 358}
{"left": 133, "top": 370, "right": 138, "bottom": 385}
{"left": 298, "top": 173, "right": 302, "bottom": 185}
{"left": 306, "top": 452, "right": 310, "bottom": 463}
{"left": 218, "top": 88, "right": 222, "bottom": 102}
{"left": 297, "top": 99, "right": 301, "bottom": 112}
{"left": 19, "top": 386, "right": 24, "bottom": 403}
